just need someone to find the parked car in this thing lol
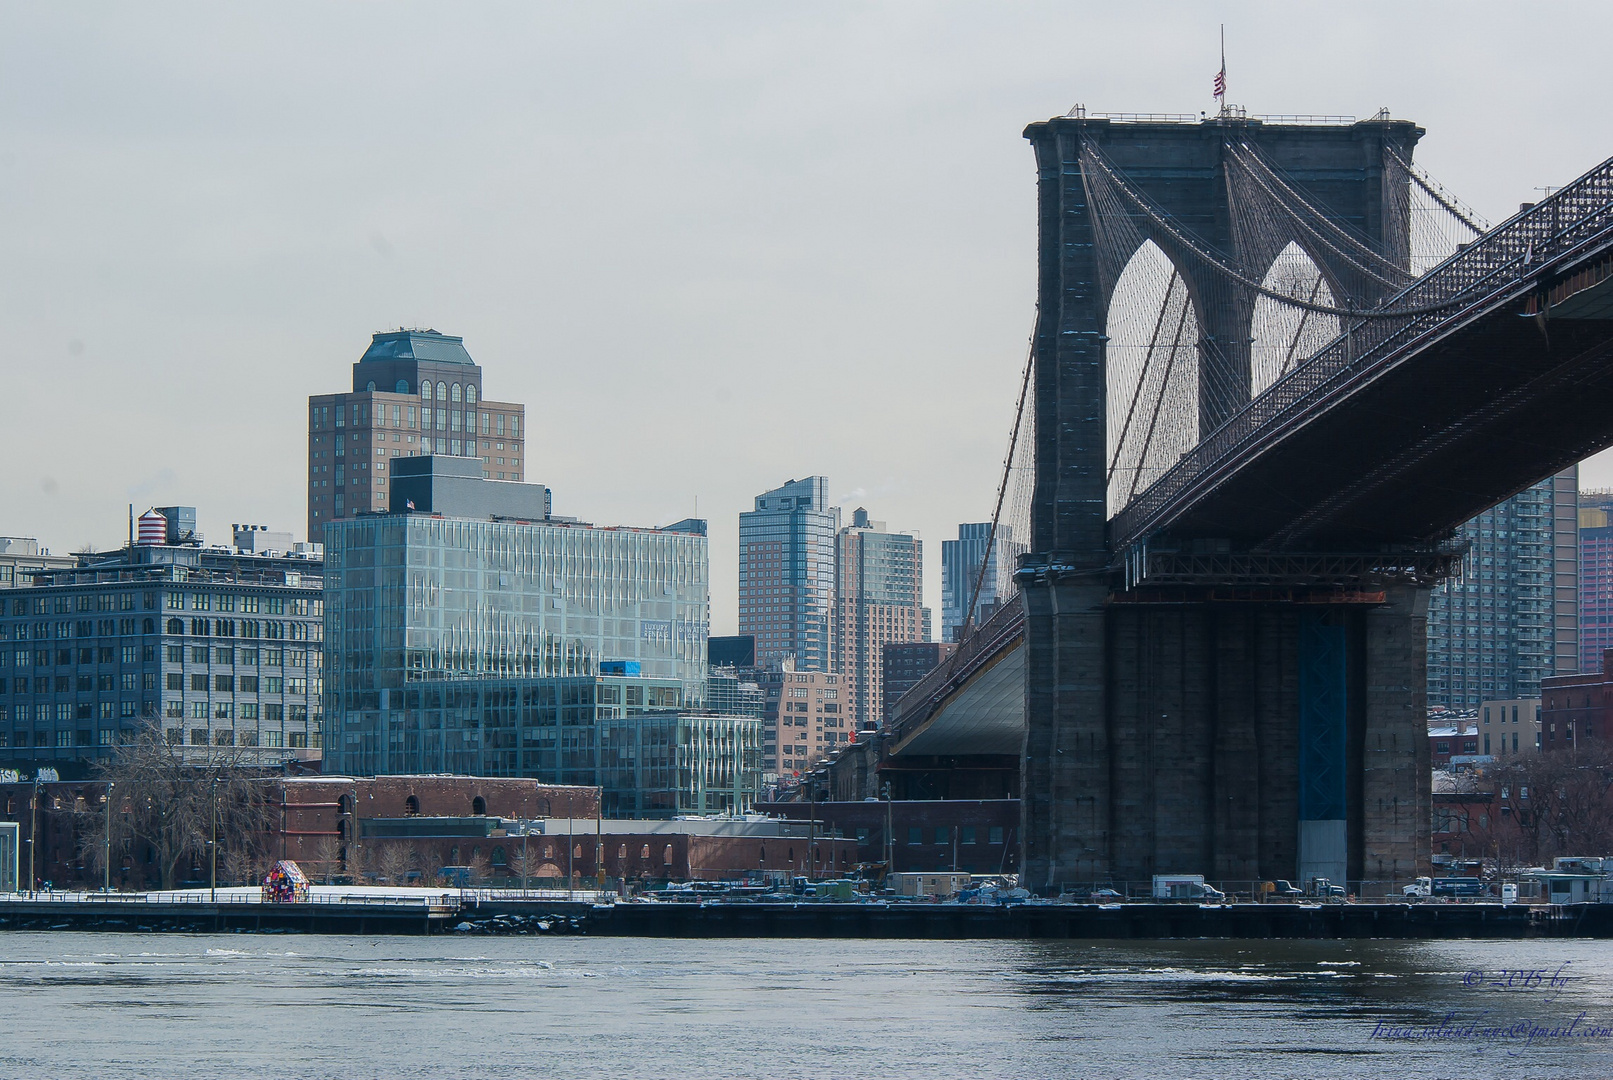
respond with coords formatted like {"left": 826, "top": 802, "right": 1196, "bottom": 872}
{"left": 1271, "top": 880, "right": 1304, "bottom": 898}
{"left": 1089, "top": 888, "right": 1124, "bottom": 902}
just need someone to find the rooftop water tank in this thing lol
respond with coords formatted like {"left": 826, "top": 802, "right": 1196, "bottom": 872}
{"left": 137, "top": 509, "right": 167, "bottom": 546}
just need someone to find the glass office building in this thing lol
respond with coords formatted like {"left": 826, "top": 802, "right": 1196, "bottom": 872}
{"left": 738, "top": 478, "right": 839, "bottom": 671}
{"left": 322, "top": 512, "right": 754, "bottom": 816}
{"left": 1427, "top": 469, "right": 1579, "bottom": 708}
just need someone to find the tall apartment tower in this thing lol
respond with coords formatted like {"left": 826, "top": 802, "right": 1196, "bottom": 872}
{"left": 1579, "top": 490, "right": 1613, "bottom": 673}
{"left": 307, "top": 329, "right": 526, "bottom": 543}
{"left": 834, "top": 508, "right": 927, "bottom": 730}
{"left": 940, "top": 522, "right": 1026, "bottom": 643}
{"left": 737, "top": 478, "right": 839, "bottom": 671}
{"left": 1427, "top": 468, "right": 1580, "bottom": 708}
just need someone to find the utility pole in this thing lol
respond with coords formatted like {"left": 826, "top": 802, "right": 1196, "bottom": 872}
{"left": 104, "top": 782, "right": 116, "bottom": 893}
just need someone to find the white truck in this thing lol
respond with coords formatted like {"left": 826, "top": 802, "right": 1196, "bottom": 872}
{"left": 1152, "top": 874, "right": 1226, "bottom": 902}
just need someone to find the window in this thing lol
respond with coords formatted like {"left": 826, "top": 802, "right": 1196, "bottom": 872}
{"left": 961, "top": 826, "right": 977, "bottom": 845}
{"left": 989, "top": 826, "right": 1005, "bottom": 845}
{"left": 240, "top": 676, "right": 258, "bottom": 692}
{"left": 190, "top": 729, "right": 208, "bottom": 745}
{"left": 215, "top": 675, "right": 234, "bottom": 692}
{"left": 907, "top": 827, "right": 923, "bottom": 845}
{"left": 191, "top": 674, "right": 208, "bottom": 691}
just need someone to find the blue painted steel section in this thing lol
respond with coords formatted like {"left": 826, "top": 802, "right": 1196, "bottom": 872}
{"left": 1297, "top": 610, "right": 1347, "bottom": 822}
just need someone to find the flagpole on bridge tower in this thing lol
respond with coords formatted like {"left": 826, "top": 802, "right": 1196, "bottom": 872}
{"left": 1215, "top": 24, "right": 1227, "bottom": 116}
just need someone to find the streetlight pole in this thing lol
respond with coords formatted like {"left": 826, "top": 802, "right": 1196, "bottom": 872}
{"left": 208, "top": 776, "right": 219, "bottom": 903}
{"left": 28, "top": 773, "right": 41, "bottom": 898}
{"left": 104, "top": 782, "right": 116, "bottom": 893}
{"left": 883, "top": 781, "right": 893, "bottom": 883}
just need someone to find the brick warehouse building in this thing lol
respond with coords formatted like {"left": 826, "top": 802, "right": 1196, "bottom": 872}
{"left": 0, "top": 773, "right": 594, "bottom": 891}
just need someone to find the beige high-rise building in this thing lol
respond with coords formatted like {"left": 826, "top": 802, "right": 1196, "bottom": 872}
{"left": 307, "top": 329, "right": 526, "bottom": 543}
{"left": 833, "top": 508, "right": 928, "bottom": 730}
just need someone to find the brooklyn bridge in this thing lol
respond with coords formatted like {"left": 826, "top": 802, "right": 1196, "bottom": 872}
{"left": 830, "top": 107, "right": 1613, "bottom": 893}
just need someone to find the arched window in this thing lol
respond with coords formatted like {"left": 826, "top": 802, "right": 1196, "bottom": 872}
{"left": 365, "top": 381, "right": 376, "bottom": 392}
{"left": 395, "top": 379, "right": 409, "bottom": 394}
{"left": 574, "top": 844, "right": 583, "bottom": 860}
{"left": 472, "top": 795, "right": 487, "bottom": 816}
{"left": 450, "top": 383, "right": 462, "bottom": 403}
{"left": 491, "top": 846, "right": 506, "bottom": 867}
{"left": 466, "top": 385, "right": 477, "bottom": 404}
{"left": 404, "top": 795, "right": 420, "bottom": 816}
{"left": 166, "top": 618, "right": 183, "bottom": 635}
{"left": 436, "top": 382, "right": 447, "bottom": 401}
{"left": 420, "top": 382, "right": 431, "bottom": 400}
{"left": 640, "top": 844, "right": 650, "bottom": 859}
{"left": 142, "top": 618, "right": 154, "bottom": 634}
{"left": 663, "top": 844, "right": 673, "bottom": 865}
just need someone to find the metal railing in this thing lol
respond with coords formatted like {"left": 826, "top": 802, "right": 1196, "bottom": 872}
{"left": 1110, "top": 151, "right": 1613, "bottom": 548}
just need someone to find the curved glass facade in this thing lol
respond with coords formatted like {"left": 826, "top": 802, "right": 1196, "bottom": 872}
{"left": 323, "top": 515, "right": 710, "bottom": 778}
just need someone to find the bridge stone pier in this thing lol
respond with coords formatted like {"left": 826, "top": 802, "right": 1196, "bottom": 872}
{"left": 1019, "top": 114, "right": 1437, "bottom": 892}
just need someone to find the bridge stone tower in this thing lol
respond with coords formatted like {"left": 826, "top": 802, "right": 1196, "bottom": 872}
{"left": 1019, "top": 114, "right": 1432, "bottom": 892}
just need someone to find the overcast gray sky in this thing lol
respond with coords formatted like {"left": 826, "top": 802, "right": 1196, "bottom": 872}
{"left": 5, "top": 1, "right": 1613, "bottom": 634}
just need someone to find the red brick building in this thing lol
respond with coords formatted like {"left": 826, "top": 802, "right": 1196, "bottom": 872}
{"left": 1540, "top": 648, "right": 1613, "bottom": 750}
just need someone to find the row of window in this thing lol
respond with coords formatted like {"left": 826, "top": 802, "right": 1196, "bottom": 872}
{"left": 162, "top": 700, "right": 316, "bottom": 720}
{"left": 166, "top": 673, "right": 316, "bottom": 694}
{"left": 0, "top": 592, "right": 310, "bottom": 618}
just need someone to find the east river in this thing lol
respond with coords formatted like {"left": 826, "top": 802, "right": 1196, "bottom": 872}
{"left": 2, "top": 933, "right": 1613, "bottom": 1078}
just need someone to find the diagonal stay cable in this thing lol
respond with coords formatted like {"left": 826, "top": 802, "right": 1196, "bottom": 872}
{"left": 1080, "top": 143, "right": 1488, "bottom": 319}
{"left": 1108, "top": 267, "right": 1181, "bottom": 485}
{"left": 1126, "top": 291, "right": 1193, "bottom": 505}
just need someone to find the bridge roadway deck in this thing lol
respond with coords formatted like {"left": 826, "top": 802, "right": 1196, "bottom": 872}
{"left": 1113, "top": 163, "right": 1613, "bottom": 551}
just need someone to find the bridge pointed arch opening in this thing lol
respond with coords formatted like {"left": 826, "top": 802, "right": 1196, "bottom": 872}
{"left": 1105, "top": 240, "right": 1200, "bottom": 517}
{"left": 1251, "top": 242, "right": 1341, "bottom": 397}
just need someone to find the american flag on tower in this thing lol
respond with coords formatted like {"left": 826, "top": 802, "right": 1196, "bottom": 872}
{"left": 1214, "top": 25, "right": 1226, "bottom": 105}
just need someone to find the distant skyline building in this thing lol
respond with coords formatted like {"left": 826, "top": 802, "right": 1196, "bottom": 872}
{"left": 1427, "top": 469, "right": 1579, "bottom": 708}
{"left": 1579, "top": 490, "right": 1613, "bottom": 673}
{"left": 834, "top": 508, "right": 928, "bottom": 730}
{"left": 758, "top": 660, "right": 844, "bottom": 777}
{"left": 881, "top": 641, "right": 955, "bottom": 725}
{"left": 737, "top": 478, "right": 838, "bottom": 671}
{"left": 307, "top": 329, "right": 527, "bottom": 543}
{"left": 940, "top": 523, "right": 1025, "bottom": 643}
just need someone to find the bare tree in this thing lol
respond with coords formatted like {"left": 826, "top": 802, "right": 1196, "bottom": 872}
{"left": 309, "top": 835, "right": 343, "bottom": 885}
{"left": 466, "top": 850, "right": 494, "bottom": 887}
{"left": 74, "top": 725, "right": 275, "bottom": 889}
{"left": 1493, "top": 743, "right": 1613, "bottom": 865}
{"left": 415, "top": 844, "right": 446, "bottom": 887}
{"left": 372, "top": 842, "right": 414, "bottom": 886}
